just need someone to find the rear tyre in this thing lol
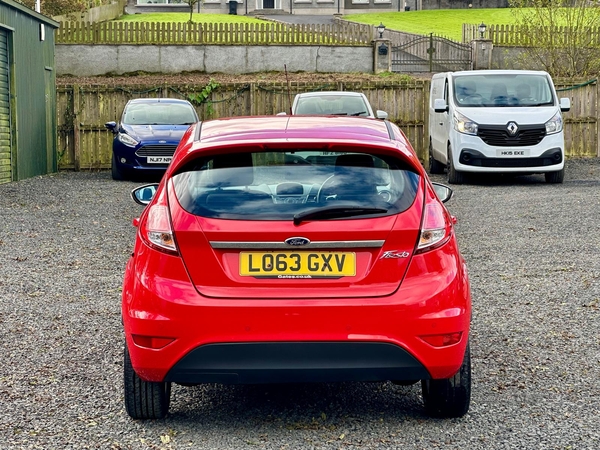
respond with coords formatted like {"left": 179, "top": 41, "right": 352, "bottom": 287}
{"left": 428, "top": 140, "right": 445, "bottom": 175}
{"left": 545, "top": 169, "right": 564, "bottom": 184}
{"left": 421, "top": 343, "right": 471, "bottom": 418}
{"left": 124, "top": 344, "right": 171, "bottom": 420}
{"left": 447, "top": 146, "right": 466, "bottom": 185}
{"left": 111, "top": 153, "right": 125, "bottom": 181}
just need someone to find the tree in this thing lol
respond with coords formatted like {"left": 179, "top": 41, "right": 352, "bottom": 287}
{"left": 185, "top": 0, "right": 199, "bottom": 23}
{"left": 16, "top": 0, "right": 86, "bottom": 17}
{"left": 509, "top": 0, "right": 600, "bottom": 77}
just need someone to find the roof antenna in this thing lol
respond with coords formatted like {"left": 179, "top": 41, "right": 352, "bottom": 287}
{"left": 284, "top": 64, "right": 293, "bottom": 115}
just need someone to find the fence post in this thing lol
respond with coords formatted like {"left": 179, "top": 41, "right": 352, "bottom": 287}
{"left": 597, "top": 80, "right": 600, "bottom": 157}
{"left": 471, "top": 38, "right": 493, "bottom": 70}
{"left": 73, "top": 84, "right": 80, "bottom": 171}
{"left": 373, "top": 38, "right": 391, "bottom": 74}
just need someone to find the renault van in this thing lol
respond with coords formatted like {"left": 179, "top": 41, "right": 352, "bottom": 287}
{"left": 428, "top": 70, "right": 571, "bottom": 184}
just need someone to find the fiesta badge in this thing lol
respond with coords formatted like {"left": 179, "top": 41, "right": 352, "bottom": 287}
{"left": 285, "top": 237, "right": 311, "bottom": 246}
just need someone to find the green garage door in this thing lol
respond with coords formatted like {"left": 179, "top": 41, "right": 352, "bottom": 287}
{"left": 0, "top": 29, "right": 11, "bottom": 184}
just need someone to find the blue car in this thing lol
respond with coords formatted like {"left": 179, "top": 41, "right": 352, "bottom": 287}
{"left": 105, "top": 98, "right": 199, "bottom": 181}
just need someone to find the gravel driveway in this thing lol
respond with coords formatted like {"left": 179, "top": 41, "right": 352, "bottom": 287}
{"left": 1, "top": 158, "right": 599, "bottom": 449}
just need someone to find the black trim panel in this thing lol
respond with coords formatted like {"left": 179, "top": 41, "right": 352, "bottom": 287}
{"left": 459, "top": 148, "right": 562, "bottom": 168}
{"left": 164, "top": 342, "right": 430, "bottom": 384}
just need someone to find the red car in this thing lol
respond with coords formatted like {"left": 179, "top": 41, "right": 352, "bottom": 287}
{"left": 122, "top": 115, "right": 472, "bottom": 420}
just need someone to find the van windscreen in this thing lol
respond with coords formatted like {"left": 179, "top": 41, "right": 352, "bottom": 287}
{"left": 453, "top": 74, "right": 555, "bottom": 107}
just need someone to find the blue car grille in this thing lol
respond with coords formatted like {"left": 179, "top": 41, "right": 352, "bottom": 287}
{"left": 135, "top": 145, "right": 178, "bottom": 157}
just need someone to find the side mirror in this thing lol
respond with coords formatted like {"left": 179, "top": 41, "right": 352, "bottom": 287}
{"left": 433, "top": 98, "right": 448, "bottom": 113}
{"left": 105, "top": 121, "right": 117, "bottom": 133}
{"left": 131, "top": 183, "right": 159, "bottom": 206}
{"left": 276, "top": 112, "right": 288, "bottom": 116}
{"left": 376, "top": 110, "right": 388, "bottom": 120}
{"left": 432, "top": 182, "right": 453, "bottom": 203}
{"left": 560, "top": 98, "right": 570, "bottom": 112}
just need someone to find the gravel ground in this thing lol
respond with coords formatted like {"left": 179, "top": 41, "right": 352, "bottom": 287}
{"left": 1, "top": 158, "right": 599, "bottom": 449}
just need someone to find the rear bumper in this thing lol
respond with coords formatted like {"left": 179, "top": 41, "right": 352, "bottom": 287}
{"left": 122, "top": 237, "right": 471, "bottom": 384}
{"left": 165, "top": 341, "right": 430, "bottom": 384}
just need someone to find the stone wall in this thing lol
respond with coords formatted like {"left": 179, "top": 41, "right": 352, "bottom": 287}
{"left": 55, "top": 44, "right": 374, "bottom": 76}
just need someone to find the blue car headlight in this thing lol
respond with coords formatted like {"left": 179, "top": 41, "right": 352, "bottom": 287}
{"left": 118, "top": 132, "right": 139, "bottom": 147}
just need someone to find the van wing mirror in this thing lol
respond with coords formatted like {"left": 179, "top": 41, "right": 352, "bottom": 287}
{"left": 376, "top": 110, "right": 388, "bottom": 120}
{"left": 560, "top": 98, "right": 570, "bottom": 112}
{"left": 433, "top": 98, "right": 448, "bottom": 113}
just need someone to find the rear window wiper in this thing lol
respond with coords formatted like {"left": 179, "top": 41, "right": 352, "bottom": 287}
{"left": 293, "top": 205, "right": 388, "bottom": 225}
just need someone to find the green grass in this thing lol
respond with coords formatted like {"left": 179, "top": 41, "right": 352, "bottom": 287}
{"left": 117, "top": 13, "right": 268, "bottom": 24}
{"left": 345, "top": 9, "right": 519, "bottom": 41}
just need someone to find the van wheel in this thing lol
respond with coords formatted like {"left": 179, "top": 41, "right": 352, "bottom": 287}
{"left": 421, "top": 343, "right": 471, "bottom": 418}
{"left": 447, "top": 146, "right": 466, "bottom": 184}
{"left": 124, "top": 344, "right": 171, "bottom": 420}
{"left": 428, "top": 141, "right": 445, "bottom": 175}
{"left": 545, "top": 169, "right": 564, "bottom": 184}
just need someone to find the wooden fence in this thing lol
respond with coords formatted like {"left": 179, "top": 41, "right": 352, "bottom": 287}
{"left": 463, "top": 23, "right": 600, "bottom": 47}
{"left": 56, "top": 81, "right": 428, "bottom": 170}
{"left": 56, "top": 21, "right": 373, "bottom": 45}
{"left": 55, "top": 79, "right": 598, "bottom": 171}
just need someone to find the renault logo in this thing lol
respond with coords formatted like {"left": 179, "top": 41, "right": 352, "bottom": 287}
{"left": 506, "top": 122, "right": 519, "bottom": 136}
{"left": 285, "top": 237, "right": 311, "bottom": 246}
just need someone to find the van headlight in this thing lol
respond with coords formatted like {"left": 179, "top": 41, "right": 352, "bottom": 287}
{"left": 118, "top": 132, "right": 139, "bottom": 147}
{"left": 453, "top": 111, "right": 478, "bottom": 135}
{"left": 545, "top": 112, "right": 563, "bottom": 134}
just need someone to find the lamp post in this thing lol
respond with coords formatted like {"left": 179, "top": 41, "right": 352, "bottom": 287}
{"left": 377, "top": 23, "right": 386, "bottom": 39}
{"left": 478, "top": 22, "right": 487, "bottom": 39}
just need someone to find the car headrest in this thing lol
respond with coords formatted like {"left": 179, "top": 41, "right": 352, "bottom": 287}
{"left": 211, "top": 153, "right": 254, "bottom": 187}
{"left": 335, "top": 154, "right": 375, "bottom": 170}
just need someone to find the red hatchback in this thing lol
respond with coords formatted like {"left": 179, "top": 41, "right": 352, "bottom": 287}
{"left": 122, "top": 116, "right": 472, "bottom": 420}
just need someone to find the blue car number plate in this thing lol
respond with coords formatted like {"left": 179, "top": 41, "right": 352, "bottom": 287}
{"left": 147, "top": 156, "right": 172, "bottom": 164}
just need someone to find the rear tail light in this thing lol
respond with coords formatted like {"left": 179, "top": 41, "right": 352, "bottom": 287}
{"left": 420, "top": 332, "right": 463, "bottom": 348}
{"left": 416, "top": 197, "right": 451, "bottom": 254}
{"left": 139, "top": 187, "right": 178, "bottom": 255}
{"left": 132, "top": 334, "right": 175, "bottom": 350}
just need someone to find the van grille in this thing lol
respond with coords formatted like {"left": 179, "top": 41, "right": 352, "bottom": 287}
{"left": 478, "top": 124, "right": 546, "bottom": 147}
{"left": 136, "top": 145, "right": 177, "bottom": 157}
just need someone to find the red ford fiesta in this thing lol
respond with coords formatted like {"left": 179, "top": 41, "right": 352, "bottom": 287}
{"left": 122, "top": 115, "right": 472, "bottom": 419}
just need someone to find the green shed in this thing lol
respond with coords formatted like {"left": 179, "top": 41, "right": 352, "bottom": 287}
{"left": 0, "top": 0, "right": 58, "bottom": 184}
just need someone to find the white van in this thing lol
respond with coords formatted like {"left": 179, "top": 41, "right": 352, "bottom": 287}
{"left": 428, "top": 70, "right": 571, "bottom": 184}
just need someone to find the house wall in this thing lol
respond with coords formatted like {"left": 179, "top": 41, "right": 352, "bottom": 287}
{"left": 130, "top": 0, "right": 507, "bottom": 14}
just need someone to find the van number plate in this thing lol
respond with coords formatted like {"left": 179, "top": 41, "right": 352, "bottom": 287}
{"left": 496, "top": 149, "right": 530, "bottom": 157}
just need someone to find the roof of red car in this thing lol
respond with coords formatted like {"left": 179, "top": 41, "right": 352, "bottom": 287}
{"left": 197, "top": 115, "right": 394, "bottom": 144}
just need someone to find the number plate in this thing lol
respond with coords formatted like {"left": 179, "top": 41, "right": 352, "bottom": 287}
{"left": 496, "top": 149, "right": 530, "bottom": 157}
{"left": 240, "top": 252, "right": 356, "bottom": 278}
{"left": 147, "top": 156, "right": 172, "bottom": 164}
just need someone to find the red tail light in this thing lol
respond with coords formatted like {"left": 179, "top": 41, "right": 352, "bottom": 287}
{"left": 139, "top": 186, "right": 178, "bottom": 256}
{"left": 416, "top": 194, "right": 452, "bottom": 254}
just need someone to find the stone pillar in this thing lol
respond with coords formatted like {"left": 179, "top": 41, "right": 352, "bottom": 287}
{"left": 373, "top": 39, "right": 392, "bottom": 74}
{"left": 471, "top": 39, "right": 493, "bottom": 70}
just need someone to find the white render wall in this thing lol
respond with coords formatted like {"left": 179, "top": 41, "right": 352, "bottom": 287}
{"left": 56, "top": 44, "right": 373, "bottom": 76}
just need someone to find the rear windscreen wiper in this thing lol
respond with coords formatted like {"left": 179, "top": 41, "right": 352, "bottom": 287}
{"left": 293, "top": 205, "right": 388, "bottom": 225}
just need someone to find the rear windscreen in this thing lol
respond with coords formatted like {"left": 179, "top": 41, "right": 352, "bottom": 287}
{"left": 171, "top": 150, "right": 420, "bottom": 221}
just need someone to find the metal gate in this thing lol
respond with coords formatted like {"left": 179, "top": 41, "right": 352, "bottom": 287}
{"left": 392, "top": 34, "right": 472, "bottom": 73}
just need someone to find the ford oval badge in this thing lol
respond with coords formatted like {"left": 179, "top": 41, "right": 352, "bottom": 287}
{"left": 285, "top": 237, "right": 311, "bottom": 246}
